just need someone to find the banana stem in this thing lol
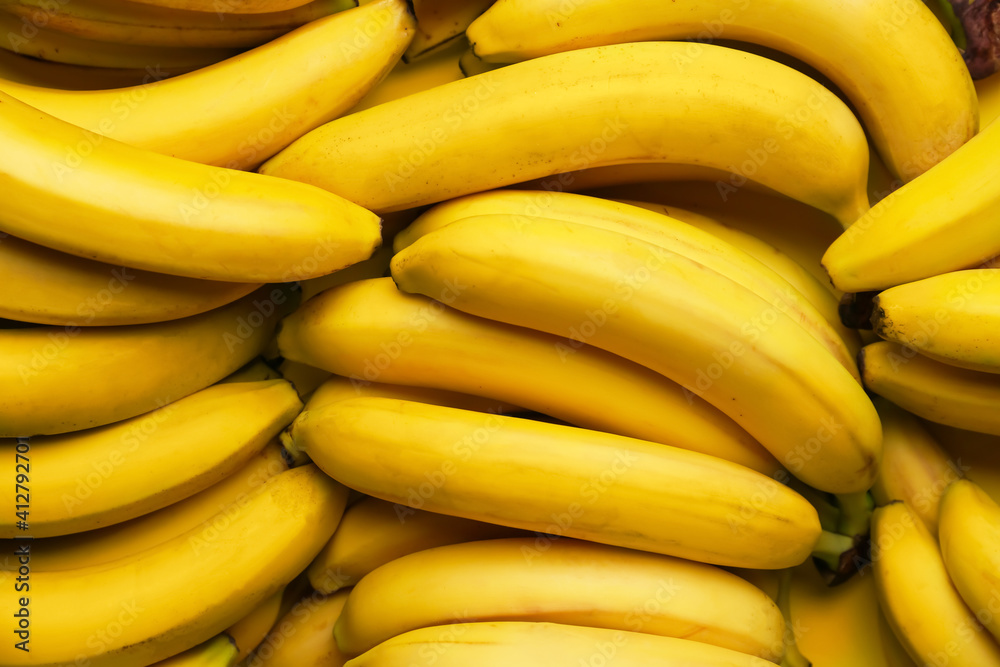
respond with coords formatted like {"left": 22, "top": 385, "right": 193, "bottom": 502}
{"left": 787, "top": 478, "right": 841, "bottom": 533}
{"left": 811, "top": 530, "right": 856, "bottom": 572}
{"left": 279, "top": 429, "right": 310, "bottom": 467}
{"left": 777, "top": 569, "right": 813, "bottom": 667}
{"left": 932, "top": 0, "right": 968, "bottom": 50}
{"left": 835, "top": 491, "right": 874, "bottom": 540}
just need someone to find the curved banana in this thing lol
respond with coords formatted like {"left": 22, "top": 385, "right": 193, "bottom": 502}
{"left": 465, "top": 0, "right": 975, "bottom": 182}
{"left": 226, "top": 580, "right": 305, "bottom": 660}
{"left": 394, "top": 190, "right": 859, "bottom": 375}
{"left": 391, "top": 215, "right": 882, "bottom": 493}
{"left": 978, "top": 71, "right": 1000, "bottom": 126}
{"left": 878, "top": 606, "right": 919, "bottom": 667}
{"left": 0, "top": 441, "right": 289, "bottom": 571}
{"left": 872, "top": 501, "right": 1000, "bottom": 667}
{"left": 403, "top": 0, "right": 492, "bottom": 61}
{"left": 307, "top": 495, "right": 524, "bottom": 593}
{"left": 0, "top": 11, "right": 240, "bottom": 68}
{"left": 278, "top": 360, "right": 333, "bottom": 400}
{"left": 824, "top": 117, "right": 1000, "bottom": 293}
{"left": 299, "top": 244, "right": 393, "bottom": 303}
{"left": 938, "top": 479, "right": 1000, "bottom": 645}
{"left": 0, "top": 48, "right": 193, "bottom": 89}
{"left": 1, "top": 0, "right": 415, "bottom": 170}
{"left": 125, "top": 0, "right": 314, "bottom": 15}
{"left": 277, "top": 277, "right": 780, "bottom": 475}
{"left": 336, "top": 537, "right": 785, "bottom": 660}
{"left": 349, "top": 35, "right": 465, "bottom": 113}
{"left": 0, "top": 92, "right": 380, "bottom": 282}
{"left": 154, "top": 635, "right": 238, "bottom": 667}
{"left": 306, "top": 375, "right": 520, "bottom": 415}
{"left": 243, "top": 589, "right": 350, "bottom": 667}
{"left": 0, "top": 464, "right": 348, "bottom": 667}
{"left": 220, "top": 357, "right": 283, "bottom": 384}
{"left": 871, "top": 269, "right": 1000, "bottom": 373}
{"left": 287, "top": 396, "right": 822, "bottom": 569}
{"left": 346, "top": 621, "right": 780, "bottom": 667}
{"left": 259, "top": 41, "right": 871, "bottom": 225}
{"left": 0, "top": 0, "right": 354, "bottom": 48}
{"left": 0, "top": 234, "right": 260, "bottom": 326}
{"left": 860, "top": 340, "right": 1000, "bottom": 435}
{"left": 870, "top": 399, "right": 961, "bottom": 536}
{"left": 0, "top": 286, "right": 292, "bottom": 436}
{"left": 0, "top": 379, "right": 300, "bottom": 538}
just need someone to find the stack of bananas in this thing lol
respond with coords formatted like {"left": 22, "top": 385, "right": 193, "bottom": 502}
{"left": 2, "top": 0, "right": 1000, "bottom": 664}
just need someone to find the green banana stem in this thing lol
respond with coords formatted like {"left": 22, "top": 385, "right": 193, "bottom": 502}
{"left": 811, "top": 530, "right": 856, "bottom": 572}
{"left": 931, "top": 0, "right": 968, "bottom": 50}
{"left": 777, "top": 569, "right": 813, "bottom": 667}
{"left": 835, "top": 491, "right": 874, "bottom": 540}
{"left": 787, "top": 478, "right": 841, "bottom": 533}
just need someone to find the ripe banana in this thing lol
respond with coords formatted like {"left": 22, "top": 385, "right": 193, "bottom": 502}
{"left": 305, "top": 375, "right": 520, "bottom": 415}
{"left": 286, "top": 396, "right": 823, "bottom": 569}
{"left": 978, "top": 71, "right": 1000, "bottom": 126}
{"left": 0, "top": 0, "right": 354, "bottom": 48}
{"left": 0, "top": 48, "right": 192, "bottom": 89}
{"left": 824, "top": 116, "right": 1000, "bottom": 292}
{"left": 345, "top": 621, "right": 780, "bottom": 667}
{"left": 0, "top": 286, "right": 291, "bottom": 436}
{"left": 125, "top": 0, "right": 313, "bottom": 15}
{"left": 227, "top": 578, "right": 309, "bottom": 661}
{"left": 938, "top": 479, "right": 1000, "bottom": 645}
{"left": 465, "top": 0, "right": 976, "bottom": 182}
{"left": 349, "top": 35, "right": 465, "bottom": 113}
{"left": 403, "top": 0, "right": 492, "bottom": 61}
{"left": 278, "top": 360, "right": 334, "bottom": 400}
{"left": 872, "top": 501, "right": 1000, "bottom": 667}
{"left": 0, "top": 464, "right": 348, "bottom": 667}
{"left": 0, "top": 441, "right": 289, "bottom": 571}
{"left": 391, "top": 215, "right": 882, "bottom": 493}
{"left": 259, "top": 41, "right": 871, "bottom": 225}
{"left": 870, "top": 398, "right": 961, "bottom": 536}
{"left": 394, "top": 190, "right": 859, "bottom": 375}
{"left": 871, "top": 269, "right": 1000, "bottom": 373}
{"left": 277, "top": 277, "right": 779, "bottom": 475}
{"left": 0, "top": 233, "right": 260, "bottom": 326}
{"left": 0, "top": 10, "right": 241, "bottom": 68}
{"left": 298, "top": 244, "right": 393, "bottom": 303}
{"left": 335, "top": 537, "right": 785, "bottom": 660}
{"left": 1, "top": 0, "right": 415, "bottom": 170}
{"left": 307, "top": 495, "right": 524, "bottom": 593}
{"left": 860, "top": 340, "right": 1000, "bottom": 435}
{"left": 220, "top": 357, "right": 282, "bottom": 385}
{"left": 0, "top": 92, "right": 380, "bottom": 283}
{"left": 0, "top": 378, "right": 300, "bottom": 538}
{"left": 243, "top": 589, "right": 350, "bottom": 667}
{"left": 154, "top": 635, "right": 238, "bottom": 667}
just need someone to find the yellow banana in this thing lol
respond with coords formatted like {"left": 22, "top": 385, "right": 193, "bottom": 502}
{"left": 978, "top": 71, "right": 1000, "bottom": 126}
{"left": 305, "top": 375, "right": 520, "bottom": 415}
{"left": 824, "top": 117, "right": 1000, "bottom": 293}
{"left": 0, "top": 11, "right": 240, "bottom": 68}
{"left": 307, "top": 495, "right": 524, "bottom": 594}
{"left": 286, "top": 396, "right": 822, "bottom": 569}
{"left": 878, "top": 606, "right": 919, "bottom": 667}
{"left": 938, "top": 479, "right": 1000, "bottom": 645}
{"left": 0, "top": 464, "right": 348, "bottom": 667}
{"left": 391, "top": 215, "right": 881, "bottom": 493}
{"left": 394, "top": 190, "right": 859, "bottom": 376}
{"left": 345, "top": 621, "right": 779, "bottom": 667}
{"left": 242, "top": 589, "right": 350, "bottom": 667}
{"left": 870, "top": 399, "right": 961, "bottom": 536}
{"left": 348, "top": 35, "right": 464, "bottom": 113}
{"left": 0, "top": 0, "right": 354, "bottom": 48}
{"left": 465, "top": 0, "right": 975, "bottom": 182}
{"left": 0, "top": 233, "right": 260, "bottom": 326}
{"left": 1, "top": 0, "right": 415, "bottom": 169}
{"left": 872, "top": 501, "right": 1000, "bottom": 667}
{"left": 153, "top": 635, "right": 238, "bottom": 667}
{"left": 277, "top": 277, "right": 779, "bottom": 475}
{"left": 335, "top": 537, "right": 785, "bottom": 660}
{"left": 124, "top": 0, "right": 314, "bottom": 15}
{"left": 0, "top": 379, "right": 300, "bottom": 538}
{"left": 227, "top": 576, "right": 310, "bottom": 660}
{"left": 298, "top": 244, "right": 393, "bottom": 303}
{"left": 403, "top": 0, "right": 492, "bottom": 61}
{"left": 278, "top": 360, "right": 334, "bottom": 400}
{"left": 0, "top": 441, "right": 289, "bottom": 571}
{"left": 871, "top": 269, "right": 1000, "bottom": 373}
{"left": 260, "top": 41, "right": 870, "bottom": 225}
{"left": 219, "top": 357, "right": 282, "bottom": 384}
{"left": 0, "top": 48, "right": 193, "bottom": 89}
{"left": 921, "top": 420, "right": 1000, "bottom": 505}
{"left": 0, "top": 92, "right": 380, "bottom": 282}
{"left": 0, "top": 286, "right": 291, "bottom": 436}
{"left": 860, "top": 340, "right": 1000, "bottom": 435}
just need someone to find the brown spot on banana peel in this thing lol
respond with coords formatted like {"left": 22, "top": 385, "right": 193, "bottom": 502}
{"left": 946, "top": 0, "right": 1000, "bottom": 78}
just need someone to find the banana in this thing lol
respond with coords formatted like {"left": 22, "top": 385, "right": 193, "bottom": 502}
{"left": 871, "top": 501, "right": 1000, "bottom": 667}
{"left": 154, "top": 635, "right": 238, "bottom": 667}
{"left": 259, "top": 41, "right": 871, "bottom": 225}
{"left": 878, "top": 607, "right": 919, "bottom": 667}
{"left": 307, "top": 495, "right": 524, "bottom": 593}
{"left": 335, "top": 537, "right": 785, "bottom": 660}
{"left": 0, "top": 92, "right": 380, "bottom": 282}
{"left": 978, "top": 71, "right": 1000, "bottom": 126}
{"left": 403, "top": 0, "right": 492, "bottom": 61}
{"left": 0, "top": 0, "right": 354, "bottom": 48}
{"left": 0, "top": 48, "right": 193, "bottom": 89}
{"left": 0, "top": 441, "right": 289, "bottom": 571}
{"left": 0, "top": 464, "right": 347, "bottom": 667}
{"left": 349, "top": 35, "right": 465, "bottom": 113}
{"left": 278, "top": 277, "right": 780, "bottom": 475}
{"left": 125, "top": 0, "right": 314, "bottom": 15}
{"left": 938, "top": 479, "right": 1000, "bottom": 645}
{"left": 287, "top": 396, "right": 822, "bottom": 569}
{"left": 0, "top": 286, "right": 292, "bottom": 436}
{"left": 824, "top": 116, "right": 1000, "bottom": 293}
{"left": 1, "top": 0, "right": 415, "bottom": 170}
{"left": 298, "top": 244, "right": 393, "bottom": 303}
{"left": 394, "top": 190, "right": 859, "bottom": 375}
{"left": 0, "top": 233, "right": 260, "bottom": 326}
{"left": 278, "top": 360, "right": 334, "bottom": 400}
{"left": 226, "top": 576, "right": 311, "bottom": 660}
{"left": 465, "top": 0, "right": 975, "bottom": 182}
{"left": 921, "top": 420, "right": 1000, "bottom": 504}
{"left": 870, "top": 398, "right": 961, "bottom": 536}
{"left": 305, "top": 375, "right": 520, "bottom": 415}
{"left": 0, "top": 11, "right": 241, "bottom": 68}
{"left": 871, "top": 269, "right": 1000, "bottom": 373}
{"left": 220, "top": 357, "right": 282, "bottom": 384}
{"left": 0, "top": 378, "right": 300, "bottom": 538}
{"left": 243, "top": 589, "right": 350, "bottom": 667}
{"left": 345, "top": 621, "right": 779, "bottom": 667}
{"left": 391, "top": 215, "right": 881, "bottom": 493}
{"left": 860, "top": 340, "right": 1000, "bottom": 435}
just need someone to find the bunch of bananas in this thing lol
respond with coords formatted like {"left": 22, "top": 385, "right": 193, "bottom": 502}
{"left": 2, "top": 0, "right": 1000, "bottom": 664}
